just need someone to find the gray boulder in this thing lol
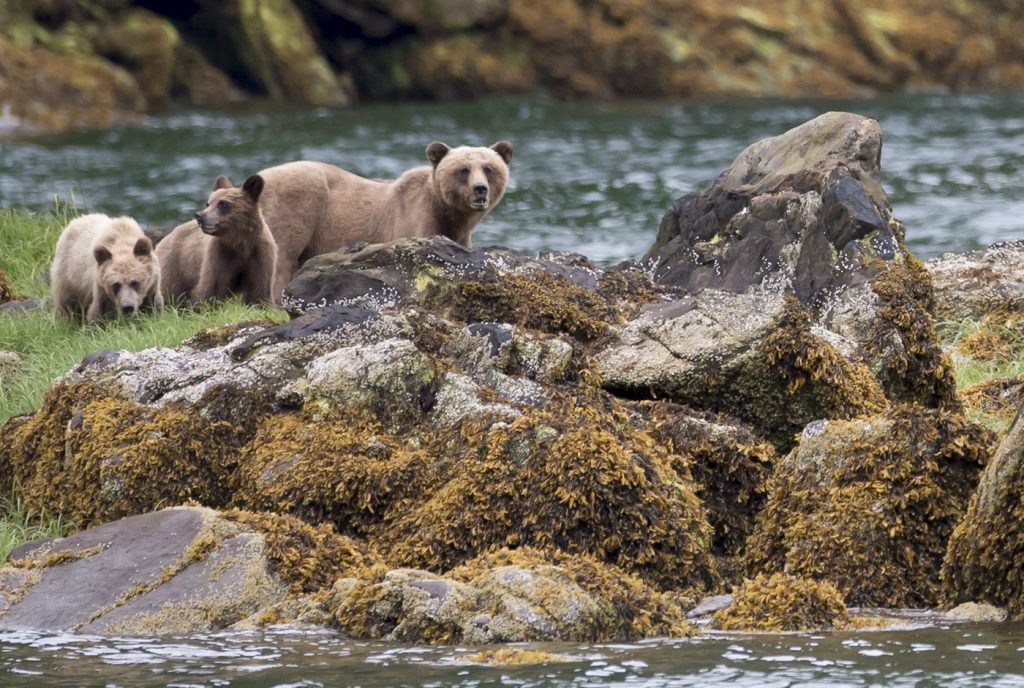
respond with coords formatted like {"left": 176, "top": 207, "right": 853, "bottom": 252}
{"left": 0, "top": 507, "right": 287, "bottom": 634}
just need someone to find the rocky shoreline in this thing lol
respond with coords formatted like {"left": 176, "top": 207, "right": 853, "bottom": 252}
{"left": 2, "top": 111, "right": 1023, "bottom": 640}
{"left": 5, "top": 1, "right": 1024, "bottom": 136}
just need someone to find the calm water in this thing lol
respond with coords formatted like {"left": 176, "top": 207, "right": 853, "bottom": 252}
{"left": 2, "top": 624, "right": 1024, "bottom": 687}
{"left": 2, "top": 92, "right": 1024, "bottom": 263}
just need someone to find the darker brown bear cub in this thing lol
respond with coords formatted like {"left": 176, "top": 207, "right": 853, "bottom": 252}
{"left": 157, "top": 174, "right": 279, "bottom": 305}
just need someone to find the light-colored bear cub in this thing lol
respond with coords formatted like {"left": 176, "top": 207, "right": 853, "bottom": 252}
{"left": 156, "top": 174, "right": 278, "bottom": 305}
{"left": 50, "top": 213, "right": 163, "bottom": 323}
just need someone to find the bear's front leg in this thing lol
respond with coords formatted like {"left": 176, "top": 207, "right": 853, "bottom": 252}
{"left": 86, "top": 286, "right": 107, "bottom": 324}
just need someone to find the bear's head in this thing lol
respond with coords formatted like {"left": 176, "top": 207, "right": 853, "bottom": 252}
{"left": 427, "top": 141, "right": 512, "bottom": 214}
{"left": 93, "top": 218, "right": 159, "bottom": 317}
{"left": 195, "top": 174, "right": 265, "bottom": 243}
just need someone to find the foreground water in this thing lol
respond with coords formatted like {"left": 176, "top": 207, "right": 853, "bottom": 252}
{"left": 2, "top": 623, "right": 1023, "bottom": 687}
{"left": 2, "top": 92, "right": 1023, "bottom": 263}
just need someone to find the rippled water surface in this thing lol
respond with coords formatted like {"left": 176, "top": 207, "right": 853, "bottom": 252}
{"left": 2, "top": 92, "right": 1023, "bottom": 263}
{"left": 2, "top": 624, "right": 1024, "bottom": 687}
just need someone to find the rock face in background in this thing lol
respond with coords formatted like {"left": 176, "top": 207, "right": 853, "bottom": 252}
{"left": 5, "top": 0, "right": 1024, "bottom": 134}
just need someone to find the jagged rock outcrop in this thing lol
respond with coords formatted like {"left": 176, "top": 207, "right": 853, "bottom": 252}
{"left": 605, "top": 112, "right": 958, "bottom": 421}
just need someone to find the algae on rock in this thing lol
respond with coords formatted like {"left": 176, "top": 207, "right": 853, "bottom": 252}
{"left": 745, "top": 406, "right": 994, "bottom": 607}
{"left": 712, "top": 573, "right": 849, "bottom": 632}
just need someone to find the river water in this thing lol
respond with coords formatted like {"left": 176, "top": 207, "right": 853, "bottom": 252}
{"left": 2, "top": 623, "right": 1024, "bottom": 687}
{"left": 2, "top": 92, "right": 1023, "bottom": 263}
{"left": 3, "top": 94, "right": 1024, "bottom": 684}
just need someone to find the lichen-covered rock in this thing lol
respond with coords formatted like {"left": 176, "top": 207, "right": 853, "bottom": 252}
{"left": 942, "top": 404, "right": 1024, "bottom": 616}
{"left": 639, "top": 111, "right": 957, "bottom": 412}
{"left": 927, "top": 241, "right": 1024, "bottom": 322}
{"left": 328, "top": 548, "right": 692, "bottom": 643}
{"left": 596, "top": 293, "right": 889, "bottom": 450}
{"left": 0, "top": 507, "right": 364, "bottom": 634}
{"left": 712, "top": 573, "right": 849, "bottom": 632}
{"left": 746, "top": 406, "right": 994, "bottom": 607}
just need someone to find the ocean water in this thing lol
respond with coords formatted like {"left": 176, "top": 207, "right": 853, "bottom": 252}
{"left": 2, "top": 622, "right": 1024, "bottom": 687}
{"left": 1, "top": 92, "right": 1023, "bottom": 264}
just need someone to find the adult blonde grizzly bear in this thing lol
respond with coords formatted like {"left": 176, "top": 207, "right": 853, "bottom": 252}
{"left": 256, "top": 140, "right": 512, "bottom": 296}
{"left": 50, "top": 213, "right": 163, "bottom": 323}
{"left": 157, "top": 174, "right": 279, "bottom": 305}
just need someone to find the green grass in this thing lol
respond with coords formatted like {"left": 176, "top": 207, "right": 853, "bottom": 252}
{"left": 0, "top": 206, "right": 287, "bottom": 425}
{"left": 0, "top": 487, "right": 72, "bottom": 561}
{"left": 938, "top": 318, "right": 1024, "bottom": 390}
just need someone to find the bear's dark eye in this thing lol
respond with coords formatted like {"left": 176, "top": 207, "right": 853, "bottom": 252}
{"left": 129, "top": 281, "right": 140, "bottom": 291}
{"left": 483, "top": 165, "right": 493, "bottom": 176}
{"left": 217, "top": 201, "right": 231, "bottom": 213}
{"left": 459, "top": 167, "right": 470, "bottom": 178}
{"left": 111, "top": 282, "right": 122, "bottom": 295}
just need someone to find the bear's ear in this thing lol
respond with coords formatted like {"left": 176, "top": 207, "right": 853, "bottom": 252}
{"left": 491, "top": 140, "right": 513, "bottom": 165}
{"left": 133, "top": 237, "right": 152, "bottom": 257}
{"left": 242, "top": 174, "right": 265, "bottom": 201}
{"left": 426, "top": 141, "right": 450, "bottom": 166}
{"left": 213, "top": 175, "right": 233, "bottom": 191}
{"left": 94, "top": 246, "right": 112, "bottom": 264}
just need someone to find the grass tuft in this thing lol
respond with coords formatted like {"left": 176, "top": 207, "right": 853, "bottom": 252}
{"left": 0, "top": 488, "right": 71, "bottom": 562}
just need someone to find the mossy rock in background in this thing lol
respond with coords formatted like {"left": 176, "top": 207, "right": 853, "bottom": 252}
{"left": 0, "top": 34, "right": 144, "bottom": 135}
{"left": 94, "top": 8, "right": 179, "bottom": 108}
{"left": 745, "top": 406, "right": 994, "bottom": 607}
{"left": 712, "top": 573, "right": 849, "bottom": 632}
{"left": 942, "top": 403, "right": 1024, "bottom": 616}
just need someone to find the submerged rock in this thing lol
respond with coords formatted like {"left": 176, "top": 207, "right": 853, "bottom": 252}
{"left": 746, "top": 407, "right": 993, "bottom": 607}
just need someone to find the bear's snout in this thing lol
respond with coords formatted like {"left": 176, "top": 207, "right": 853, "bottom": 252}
{"left": 121, "top": 305, "right": 137, "bottom": 316}
{"left": 471, "top": 183, "right": 489, "bottom": 208}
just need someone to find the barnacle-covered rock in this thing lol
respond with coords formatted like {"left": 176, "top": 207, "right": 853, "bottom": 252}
{"left": 746, "top": 406, "right": 994, "bottom": 607}
{"left": 927, "top": 241, "right": 1024, "bottom": 322}
{"left": 711, "top": 573, "right": 849, "bottom": 632}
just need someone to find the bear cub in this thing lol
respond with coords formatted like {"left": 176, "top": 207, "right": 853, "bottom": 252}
{"left": 157, "top": 174, "right": 279, "bottom": 306}
{"left": 51, "top": 213, "right": 163, "bottom": 324}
